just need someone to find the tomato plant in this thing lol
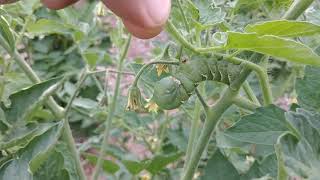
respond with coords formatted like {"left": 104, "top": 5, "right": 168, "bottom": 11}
{"left": 0, "top": 0, "right": 320, "bottom": 180}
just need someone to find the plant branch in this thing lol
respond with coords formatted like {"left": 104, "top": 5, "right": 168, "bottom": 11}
{"left": 194, "top": 87, "right": 208, "bottom": 111}
{"left": 92, "top": 35, "right": 132, "bottom": 180}
{"left": 233, "top": 96, "right": 260, "bottom": 111}
{"left": 181, "top": 86, "right": 239, "bottom": 180}
{"left": 165, "top": 20, "right": 224, "bottom": 53}
{"left": 64, "top": 67, "right": 89, "bottom": 116}
{"left": 183, "top": 84, "right": 204, "bottom": 170}
{"left": 283, "top": 0, "right": 315, "bottom": 20}
{"left": 177, "top": 0, "right": 190, "bottom": 34}
{"left": 242, "top": 81, "right": 261, "bottom": 106}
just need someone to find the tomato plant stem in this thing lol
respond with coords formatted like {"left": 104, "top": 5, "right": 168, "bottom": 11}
{"left": 61, "top": 121, "right": 86, "bottom": 180}
{"left": 181, "top": 87, "right": 239, "bottom": 180}
{"left": 242, "top": 81, "right": 261, "bottom": 106}
{"left": 233, "top": 96, "right": 260, "bottom": 111}
{"left": 64, "top": 67, "right": 89, "bottom": 115}
{"left": 184, "top": 85, "right": 203, "bottom": 170}
{"left": 195, "top": 87, "right": 209, "bottom": 111}
{"left": 92, "top": 35, "right": 132, "bottom": 180}
{"left": 177, "top": 0, "right": 190, "bottom": 34}
{"left": 283, "top": 0, "right": 315, "bottom": 20}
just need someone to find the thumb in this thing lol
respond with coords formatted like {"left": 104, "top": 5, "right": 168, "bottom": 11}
{"left": 103, "top": 0, "right": 171, "bottom": 39}
{"left": 41, "top": 0, "right": 78, "bottom": 10}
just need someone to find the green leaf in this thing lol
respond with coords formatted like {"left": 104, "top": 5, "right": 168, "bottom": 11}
{"left": 0, "top": 16, "right": 15, "bottom": 53}
{"left": 0, "top": 122, "right": 62, "bottom": 180}
{"left": 122, "top": 160, "right": 149, "bottom": 175}
{"left": 145, "top": 152, "right": 183, "bottom": 174}
{"left": 276, "top": 109, "right": 320, "bottom": 179}
{"left": 82, "top": 49, "right": 105, "bottom": 69}
{"left": 296, "top": 66, "right": 320, "bottom": 112}
{"left": 33, "top": 149, "right": 69, "bottom": 180}
{"left": 225, "top": 32, "right": 320, "bottom": 66}
{"left": 241, "top": 154, "right": 278, "bottom": 180}
{"left": 83, "top": 153, "right": 120, "bottom": 174}
{"left": 26, "top": 19, "right": 73, "bottom": 35}
{"left": 201, "top": 150, "right": 239, "bottom": 180}
{"left": 1, "top": 77, "right": 61, "bottom": 125}
{"left": 122, "top": 152, "right": 183, "bottom": 175}
{"left": 216, "top": 130, "right": 275, "bottom": 157}
{"left": 33, "top": 141, "right": 81, "bottom": 180}
{"left": 224, "top": 105, "right": 290, "bottom": 145}
{"left": 0, "top": 123, "right": 56, "bottom": 153}
{"left": 194, "top": 0, "right": 226, "bottom": 25}
{"left": 245, "top": 20, "right": 320, "bottom": 37}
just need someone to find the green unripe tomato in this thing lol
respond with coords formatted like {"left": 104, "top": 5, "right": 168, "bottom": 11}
{"left": 152, "top": 77, "right": 188, "bottom": 110}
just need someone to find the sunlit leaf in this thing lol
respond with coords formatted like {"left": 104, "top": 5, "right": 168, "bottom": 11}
{"left": 245, "top": 20, "right": 320, "bottom": 37}
{"left": 225, "top": 32, "right": 320, "bottom": 66}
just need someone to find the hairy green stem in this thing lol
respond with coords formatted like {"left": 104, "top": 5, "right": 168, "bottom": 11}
{"left": 165, "top": 20, "right": 223, "bottom": 53}
{"left": 183, "top": 84, "right": 204, "bottom": 170}
{"left": 177, "top": 0, "right": 190, "bottom": 34}
{"left": 156, "top": 112, "right": 171, "bottom": 153}
{"left": 283, "top": 0, "right": 315, "bottom": 20}
{"left": 195, "top": 88, "right": 209, "bottom": 111}
{"left": 233, "top": 96, "right": 260, "bottom": 111}
{"left": 64, "top": 67, "right": 89, "bottom": 115}
{"left": 181, "top": 87, "right": 239, "bottom": 180}
{"left": 61, "top": 122, "right": 86, "bottom": 180}
{"left": 132, "top": 60, "right": 179, "bottom": 87}
{"left": 242, "top": 81, "right": 261, "bottom": 106}
{"left": 92, "top": 35, "right": 132, "bottom": 180}
{"left": 220, "top": 54, "right": 273, "bottom": 105}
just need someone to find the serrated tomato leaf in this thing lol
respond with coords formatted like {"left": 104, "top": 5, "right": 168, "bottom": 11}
{"left": 296, "top": 66, "right": 320, "bottom": 112}
{"left": 245, "top": 20, "right": 320, "bottom": 37}
{"left": 225, "top": 32, "right": 320, "bottom": 66}
{"left": 1, "top": 77, "right": 61, "bottom": 125}
{"left": 276, "top": 109, "right": 320, "bottom": 179}
{"left": 224, "top": 105, "right": 290, "bottom": 145}
{"left": 0, "top": 122, "right": 62, "bottom": 180}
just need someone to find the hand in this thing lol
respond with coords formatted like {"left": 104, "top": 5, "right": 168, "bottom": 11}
{"left": 0, "top": 0, "right": 171, "bottom": 39}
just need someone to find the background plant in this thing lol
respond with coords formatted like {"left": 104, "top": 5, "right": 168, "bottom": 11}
{"left": 1, "top": 0, "right": 320, "bottom": 180}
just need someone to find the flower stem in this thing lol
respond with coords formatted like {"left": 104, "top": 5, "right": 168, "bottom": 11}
{"left": 132, "top": 60, "right": 179, "bottom": 87}
{"left": 92, "top": 35, "right": 132, "bottom": 180}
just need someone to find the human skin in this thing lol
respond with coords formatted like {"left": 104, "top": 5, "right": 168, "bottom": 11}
{"left": 0, "top": 0, "right": 171, "bottom": 39}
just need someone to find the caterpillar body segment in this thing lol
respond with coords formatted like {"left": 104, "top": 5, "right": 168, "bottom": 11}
{"left": 152, "top": 58, "right": 242, "bottom": 110}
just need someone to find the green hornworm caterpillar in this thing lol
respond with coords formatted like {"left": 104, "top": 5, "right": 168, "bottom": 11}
{"left": 151, "top": 57, "right": 242, "bottom": 110}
